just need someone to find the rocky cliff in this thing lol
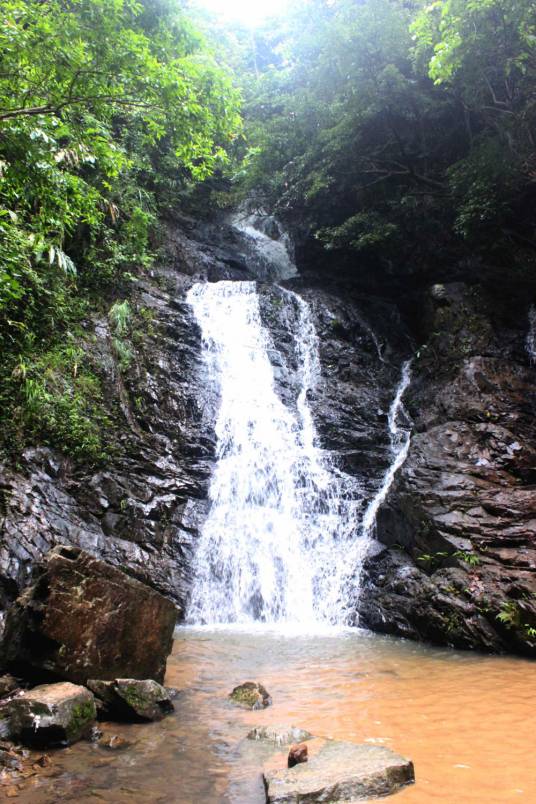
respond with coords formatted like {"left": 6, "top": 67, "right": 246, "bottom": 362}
{"left": 1, "top": 214, "right": 535, "bottom": 656}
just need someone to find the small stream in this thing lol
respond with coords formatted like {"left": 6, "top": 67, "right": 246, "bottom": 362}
{"left": 20, "top": 626, "right": 536, "bottom": 803}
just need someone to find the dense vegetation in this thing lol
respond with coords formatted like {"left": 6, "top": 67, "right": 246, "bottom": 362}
{"left": 0, "top": 0, "right": 240, "bottom": 461}
{"left": 238, "top": 0, "right": 536, "bottom": 284}
{"left": 1, "top": 0, "right": 535, "bottom": 462}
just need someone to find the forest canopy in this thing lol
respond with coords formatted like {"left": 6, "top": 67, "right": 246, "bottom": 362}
{"left": 237, "top": 0, "right": 535, "bottom": 275}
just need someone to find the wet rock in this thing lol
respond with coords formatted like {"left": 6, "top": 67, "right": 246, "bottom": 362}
{"left": 264, "top": 740, "right": 414, "bottom": 803}
{"left": 288, "top": 743, "right": 308, "bottom": 768}
{"left": 359, "top": 282, "right": 536, "bottom": 656}
{"left": 98, "top": 734, "right": 132, "bottom": 751}
{"left": 0, "top": 676, "right": 19, "bottom": 699}
{"left": 247, "top": 725, "right": 313, "bottom": 747}
{"left": 6, "top": 682, "right": 96, "bottom": 747}
{"left": 230, "top": 682, "right": 272, "bottom": 710}
{"left": 3, "top": 545, "right": 177, "bottom": 684}
{"left": 87, "top": 678, "right": 174, "bottom": 721}
{"left": 0, "top": 742, "right": 23, "bottom": 771}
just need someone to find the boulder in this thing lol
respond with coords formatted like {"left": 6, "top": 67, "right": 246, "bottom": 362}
{"left": 247, "top": 725, "right": 313, "bottom": 747}
{"left": 87, "top": 678, "right": 174, "bottom": 721}
{"left": 263, "top": 740, "right": 414, "bottom": 803}
{"left": 230, "top": 682, "right": 272, "bottom": 710}
{"left": 2, "top": 546, "right": 177, "bottom": 684}
{"left": 5, "top": 682, "right": 96, "bottom": 747}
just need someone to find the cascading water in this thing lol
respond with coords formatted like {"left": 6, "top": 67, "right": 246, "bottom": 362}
{"left": 186, "top": 281, "right": 412, "bottom": 626}
{"left": 526, "top": 304, "right": 536, "bottom": 364}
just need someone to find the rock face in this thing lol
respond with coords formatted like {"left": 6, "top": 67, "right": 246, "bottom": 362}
{"left": 2, "top": 546, "right": 176, "bottom": 684}
{"left": 0, "top": 210, "right": 535, "bottom": 658}
{"left": 5, "top": 682, "right": 96, "bottom": 747}
{"left": 229, "top": 682, "right": 272, "bottom": 710}
{"left": 358, "top": 282, "right": 536, "bottom": 656}
{"left": 87, "top": 678, "right": 174, "bottom": 721}
{"left": 264, "top": 740, "right": 414, "bottom": 803}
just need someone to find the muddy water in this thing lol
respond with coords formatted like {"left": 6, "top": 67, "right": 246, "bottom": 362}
{"left": 16, "top": 626, "right": 536, "bottom": 803}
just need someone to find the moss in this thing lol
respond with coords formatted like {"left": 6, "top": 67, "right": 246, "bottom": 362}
{"left": 120, "top": 684, "right": 149, "bottom": 710}
{"left": 229, "top": 682, "right": 269, "bottom": 710}
{"left": 66, "top": 700, "right": 96, "bottom": 741}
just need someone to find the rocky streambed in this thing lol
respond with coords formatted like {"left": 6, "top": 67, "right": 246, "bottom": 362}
{"left": 2, "top": 625, "right": 535, "bottom": 803}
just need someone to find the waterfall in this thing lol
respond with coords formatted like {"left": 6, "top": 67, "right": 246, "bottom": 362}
{"left": 186, "top": 280, "right": 412, "bottom": 627}
{"left": 527, "top": 305, "right": 536, "bottom": 364}
{"left": 230, "top": 209, "right": 298, "bottom": 281}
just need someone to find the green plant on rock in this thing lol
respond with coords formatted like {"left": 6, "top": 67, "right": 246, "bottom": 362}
{"left": 416, "top": 551, "right": 449, "bottom": 570}
{"left": 453, "top": 550, "right": 481, "bottom": 567}
{"left": 496, "top": 601, "right": 521, "bottom": 629}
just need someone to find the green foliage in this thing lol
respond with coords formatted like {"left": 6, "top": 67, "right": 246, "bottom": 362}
{"left": 235, "top": 0, "right": 536, "bottom": 282}
{"left": 496, "top": 600, "right": 521, "bottom": 628}
{"left": 4, "top": 339, "right": 111, "bottom": 463}
{"left": 0, "top": 0, "right": 241, "bottom": 461}
{"left": 453, "top": 549, "right": 481, "bottom": 566}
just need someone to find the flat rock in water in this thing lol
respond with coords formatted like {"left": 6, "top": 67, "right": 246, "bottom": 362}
{"left": 230, "top": 682, "right": 272, "bottom": 710}
{"left": 87, "top": 678, "right": 174, "bottom": 721}
{"left": 263, "top": 740, "right": 414, "bottom": 803}
{"left": 2, "top": 545, "right": 176, "bottom": 684}
{"left": 247, "top": 725, "right": 313, "bottom": 746}
{"left": 6, "top": 682, "right": 96, "bottom": 747}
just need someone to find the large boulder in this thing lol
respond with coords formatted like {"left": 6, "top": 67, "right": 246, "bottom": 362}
{"left": 263, "top": 740, "right": 414, "bottom": 803}
{"left": 2, "top": 546, "right": 177, "bottom": 684}
{"left": 87, "top": 678, "right": 174, "bottom": 721}
{"left": 4, "top": 682, "right": 96, "bottom": 747}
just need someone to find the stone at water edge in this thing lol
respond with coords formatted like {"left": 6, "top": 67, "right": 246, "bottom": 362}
{"left": 0, "top": 676, "right": 19, "bottom": 699}
{"left": 5, "top": 682, "right": 96, "bottom": 747}
{"left": 263, "top": 740, "right": 414, "bottom": 803}
{"left": 288, "top": 742, "right": 308, "bottom": 768}
{"left": 2, "top": 545, "right": 177, "bottom": 685}
{"left": 247, "top": 725, "right": 313, "bottom": 747}
{"left": 230, "top": 682, "right": 272, "bottom": 710}
{"left": 87, "top": 678, "right": 175, "bottom": 721}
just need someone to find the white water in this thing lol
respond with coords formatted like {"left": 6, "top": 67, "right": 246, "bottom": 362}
{"left": 231, "top": 209, "right": 298, "bottom": 281}
{"left": 186, "top": 281, "right": 412, "bottom": 626}
{"left": 527, "top": 304, "right": 536, "bottom": 364}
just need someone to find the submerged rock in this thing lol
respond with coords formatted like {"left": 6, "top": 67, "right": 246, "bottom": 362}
{"left": 247, "top": 725, "right": 313, "bottom": 746}
{"left": 6, "top": 682, "right": 96, "bottom": 747}
{"left": 2, "top": 545, "right": 177, "bottom": 684}
{"left": 87, "top": 678, "right": 175, "bottom": 721}
{"left": 230, "top": 682, "right": 272, "bottom": 710}
{"left": 264, "top": 740, "right": 414, "bottom": 803}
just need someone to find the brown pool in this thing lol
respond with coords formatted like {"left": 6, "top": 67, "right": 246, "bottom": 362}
{"left": 12, "top": 625, "right": 536, "bottom": 802}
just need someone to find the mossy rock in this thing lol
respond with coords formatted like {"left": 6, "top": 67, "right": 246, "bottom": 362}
{"left": 229, "top": 682, "right": 272, "bottom": 710}
{"left": 87, "top": 678, "right": 174, "bottom": 721}
{"left": 6, "top": 682, "right": 96, "bottom": 747}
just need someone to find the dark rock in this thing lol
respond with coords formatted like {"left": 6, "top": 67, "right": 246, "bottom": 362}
{"left": 3, "top": 546, "right": 177, "bottom": 684}
{"left": 288, "top": 742, "right": 308, "bottom": 768}
{"left": 359, "top": 283, "right": 536, "bottom": 656}
{"left": 0, "top": 676, "right": 19, "bottom": 699}
{"left": 87, "top": 678, "right": 174, "bottom": 721}
{"left": 229, "top": 682, "right": 272, "bottom": 710}
{"left": 5, "top": 682, "right": 96, "bottom": 747}
{"left": 264, "top": 740, "right": 414, "bottom": 802}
